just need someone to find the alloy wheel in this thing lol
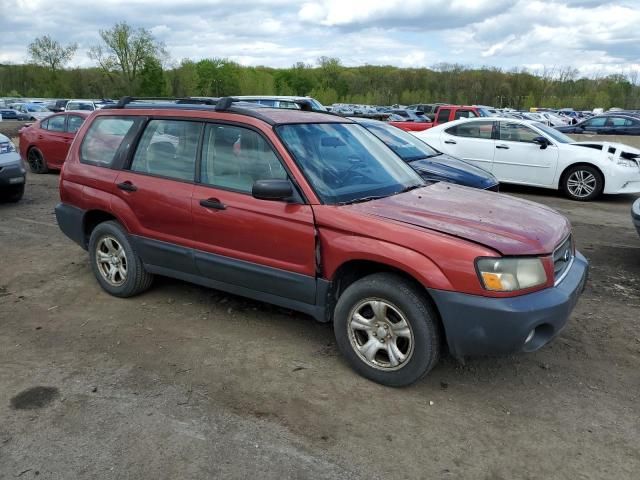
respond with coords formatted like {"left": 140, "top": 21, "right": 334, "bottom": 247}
{"left": 567, "top": 170, "right": 597, "bottom": 198}
{"left": 347, "top": 298, "right": 415, "bottom": 371}
{"left": 95, "top": 236, "right": 128, "bottom": 286}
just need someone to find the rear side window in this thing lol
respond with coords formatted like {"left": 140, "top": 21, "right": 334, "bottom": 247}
{"left": 47, "top": 115, "right": 66, "bottom": 132}
{"left": 67, "top": 115, "right": 85, "bottom": 133}
{"left": 454, "top": 109, "right": 478, "bottom": 120}
{"left": 80, "top": 117, "right": 139, "bottom": 167}
{"left": 436, "top": 109, "right": 450, "bottom": 123}
{"left": 200, "top": 124, "right": 287, "bottom": 193}
{"left": 446, "top": 121, "right": 494, "bottom": 139}
{"left": 608, "top": 117, "right": 632, "bottom": 127}
{"left": 130, "top": 119, "right": 202, "bottom": 181}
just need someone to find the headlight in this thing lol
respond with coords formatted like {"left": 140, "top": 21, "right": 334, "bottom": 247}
{"left": 0, "top": 142, "right": 16, "bottom": 154}
{"left": 617, "top": 159, "right": 638, "bottom": 168}
{"left": 476, "top": 257, "right": 547, "bottom": 292}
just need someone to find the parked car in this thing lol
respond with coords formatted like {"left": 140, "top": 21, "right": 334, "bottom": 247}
{"left": 391, "top": 105, "right": 481, "bottom": 132}
{"left": 352, "top": 117, "right": 499, "bottom": 190}
{"left": 235, "top": 95, "right": 326, "bottom": 111}
{"left": 14, "top": 103, "right": 54, "bottom": 121}
{"left": 55, "top": 97, "right": 588, "bottom": 386}
{"left": 555, "top": 114, "right": 640, "bottom": 136}
{"left": 632, "top": 198, "right": 640, "bottom": 238}
{"left": 0, "top": 133, "right": 26, "bottom": 202}
{"left": 0, "top": 108, "right": 20, "bottom": 120}
{"left": 414, "top": 117, "right": 640, "bottom": 201}
{"left": 65, "top": 100, "right": 101, "bottom": 111}
{"left": 46, "top": 99, "right": 69, "bottom": 112}
{"left": 19, "top": 111, "right": 89, "bottom": 173}
{"left": 406, "top": 103, "right": 447, "bottom": 116}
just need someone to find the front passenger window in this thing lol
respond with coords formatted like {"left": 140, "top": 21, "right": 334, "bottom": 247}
{"left": 499, "top": 122, "right": 539, "bottom": 143}
{"left": 130, "top": 119, "right": 202, "bottom": 181}
{"left": 200, "top": 124, "right": 287, "bottom": 193}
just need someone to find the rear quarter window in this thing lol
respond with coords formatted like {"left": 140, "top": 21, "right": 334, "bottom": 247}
{"left": 80, "top": 116, "right": 141, "bottom": 167}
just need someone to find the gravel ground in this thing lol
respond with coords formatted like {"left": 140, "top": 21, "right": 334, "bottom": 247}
{"left": 0, "top": 163, "right": 639, "bottom": 479}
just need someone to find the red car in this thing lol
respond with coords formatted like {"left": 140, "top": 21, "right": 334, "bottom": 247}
{"left": 55, "top": 98, "right": 588, "bottom": 386}
{"left": 19, "top": 111, "right": 90, "bottom": 173}
{"left": 391, "top": 105, "right": 481, "bottom": 132}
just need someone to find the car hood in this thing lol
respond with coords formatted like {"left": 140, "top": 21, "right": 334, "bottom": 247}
{"left": 344, "top": 183, "right": 571, "bottom": 255}
{"left": 571, "top": 141, "right": 640, "bottom": 154}
{"left": 409, "top": 153, "right": 498, "bottom": 189}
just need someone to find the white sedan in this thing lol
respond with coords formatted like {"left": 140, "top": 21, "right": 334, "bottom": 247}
{"left": 413, "top": 117, "right": 640, "bottom": 201}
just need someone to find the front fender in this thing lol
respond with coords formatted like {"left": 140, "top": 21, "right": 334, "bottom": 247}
{"left": 320, "top": 230, "right": 454, "bottom": 291}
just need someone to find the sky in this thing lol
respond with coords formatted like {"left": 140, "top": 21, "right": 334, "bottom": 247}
{"left": 1, "top": 0, "right": 639, "bottom": 77}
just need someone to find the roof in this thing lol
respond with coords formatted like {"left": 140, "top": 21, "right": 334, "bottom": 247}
{"left": 103, "top": 99, "right": 349, "bottom": 126}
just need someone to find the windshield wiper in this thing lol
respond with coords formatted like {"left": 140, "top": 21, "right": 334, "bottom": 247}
{"left": 339, "top": 195, "right": 389, "bottom": 205}
{"left": 398, "top": 184, "right": 423, "bottom": 194}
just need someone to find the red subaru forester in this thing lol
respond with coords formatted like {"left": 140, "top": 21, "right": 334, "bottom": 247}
{"left": 55, "top": 97, "right": 588, "bottom": 386}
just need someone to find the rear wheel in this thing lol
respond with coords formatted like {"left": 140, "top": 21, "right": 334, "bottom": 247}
{"left": 561, "top": 165, "right": 603, "bottom": 201}
{"left": 27, "top": 148, "right": 48, "bottom": 174}
{"left": 333, "top": 273, "right": 440, "bottom": 387}
{"left": 88, "top": 221, "right": 153, "bottom": 297}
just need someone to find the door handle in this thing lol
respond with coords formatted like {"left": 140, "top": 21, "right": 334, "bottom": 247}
{"left": 444, "top": 139, "right": 457, "bottom": 144}
{"left": 200, "top": 198, "right": 226, "bottom": 210}
{"left": 496, "top": 145, "right": 510, "bottom": 149}
{"left": 117, "top": 181, "right": 137, "bottom": 192}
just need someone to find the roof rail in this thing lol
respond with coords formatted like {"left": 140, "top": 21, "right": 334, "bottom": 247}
{"left": 215, "top": 97, "right": 240, "bottom": 111}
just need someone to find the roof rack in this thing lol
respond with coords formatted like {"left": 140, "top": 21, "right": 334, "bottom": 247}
{"left": 109, "top": 96, "right": 221, "bottom": 109}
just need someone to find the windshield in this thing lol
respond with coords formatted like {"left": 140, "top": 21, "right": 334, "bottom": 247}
{"left": 362, "top": 122, "right": 439, "bottom": 162}
{"left": 532, "top": 122, "right": 574, "bottom": 143}
{"left": 277, "top": 123, "right": 423, "bottom": 204}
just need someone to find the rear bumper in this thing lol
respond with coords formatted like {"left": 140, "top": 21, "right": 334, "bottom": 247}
{"left": 632, "top": 198, "right": 640, "bottom": 237}
{"left": 55, "top": 203, "right": 87, "bottom": 249}
{"left": 429, "top": 251, "right": 589, "bottom": 359}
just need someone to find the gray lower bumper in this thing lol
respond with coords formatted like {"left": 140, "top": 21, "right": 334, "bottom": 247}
{"left": 429, "top": 252, "right": 589, "bottom": 359}
{"left": 0, "top": 162, "right": 26, "bottom": 186}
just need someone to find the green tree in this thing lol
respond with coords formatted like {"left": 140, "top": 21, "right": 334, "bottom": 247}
{"left": 89, "top": 22, "right": 166, "bottom": 91}
{"left": 138, "top": 57, "right": 165, "bottom": 96}
{"left": 28, "top": 35, "right": 77, "bottom": 73}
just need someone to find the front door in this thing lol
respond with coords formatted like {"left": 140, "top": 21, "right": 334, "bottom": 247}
{"left": 492, "top": 121, "right": 559, "bottom": 186}
{"left": 114, "top": 118, "right": 203, "bottom": 273}
{"left": 191, "top": 123, "right": 317, "bottom": 304}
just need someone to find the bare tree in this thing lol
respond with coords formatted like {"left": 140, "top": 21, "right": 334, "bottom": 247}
{"left": 28, "top": 35, "right": 77, "bottom": 72}
{"left": 89, "top": 22, "right": 165, "bottom": 86}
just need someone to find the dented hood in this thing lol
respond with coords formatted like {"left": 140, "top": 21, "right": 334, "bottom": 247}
{"left": 344, "top": 183, "right": 571, "bottom": 255}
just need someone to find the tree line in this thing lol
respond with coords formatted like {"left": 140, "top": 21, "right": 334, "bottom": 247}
{"left": 1, "top": 22, "right": 639, "bottom": 110}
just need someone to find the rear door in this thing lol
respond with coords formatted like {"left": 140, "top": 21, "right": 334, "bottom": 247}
{"left": 492, "top": 121, "right": 559, "bottom": 186}
{"left": 191, "top": 122, "right": 317, "bottom": 304}
{"left": 38, "top": 114, "right": 68, "bottom": 168}
{"left": 440, "top": 120, "right": 496, "bottom": 172}
{"left": 113, "top": 118, "right": 202, "bottom": 274}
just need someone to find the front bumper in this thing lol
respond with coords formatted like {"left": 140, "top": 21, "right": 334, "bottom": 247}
{"left": 632, "top": 198, "right": 640, "bottom": 237}
{"left": 603, "top": 164, "right": 640, "bottom": 194}
{"left": 429, "top": 251, "right": 589, "bottom": 359}
{"left": 0, "top": 156, "right": 26, "bottom": 186}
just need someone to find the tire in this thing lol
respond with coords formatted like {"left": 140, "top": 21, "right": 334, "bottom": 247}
{"left": 88, "top": 220, "right": 153, "bottom": 297}
{"left": 27, "top": 147, "right": 48, "bottom": 174}
{"left": 561, "top": 165, "right": 603, "bottom": 201}
{"left": 333, "top": 273, "right": 440, "bottom": 387}
{"left": 2, "top": 184, "right": 25, "bottom": 203}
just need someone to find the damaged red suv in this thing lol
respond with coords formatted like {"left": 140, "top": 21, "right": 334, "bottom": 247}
{"left": 55, "top": 97, "right": 588, "bottom": 386}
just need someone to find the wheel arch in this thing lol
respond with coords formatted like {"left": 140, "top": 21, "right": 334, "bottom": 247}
{"left": 326, "top": 259, "right": 448, "bottom": 351}
{"left": 558, "top": 161, "right": 605, "bottom": 191}
{"left": 82, "top": 209, "right": 121, "bottom": 248}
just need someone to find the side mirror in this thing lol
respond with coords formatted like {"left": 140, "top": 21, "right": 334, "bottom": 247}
{"left": 532, "top": 136, "right": 550, "bottom": 149}
{"left": 252, "top": 179, "right": 293, "bottom": 201}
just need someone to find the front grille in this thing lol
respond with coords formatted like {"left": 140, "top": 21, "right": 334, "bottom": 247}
{"left": 553, "top": 236, "right": 574, "bottom": 284}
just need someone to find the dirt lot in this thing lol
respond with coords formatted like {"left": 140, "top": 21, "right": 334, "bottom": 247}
{"left": 1, "top": 162, "right": 639, "bottom": 479}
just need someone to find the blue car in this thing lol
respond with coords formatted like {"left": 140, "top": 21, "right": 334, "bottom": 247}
{"left": 352, "top": 117, "right": 499, "bottom": 191}
{"left": 0, "top": 108, "right": 19, "bottom": 120}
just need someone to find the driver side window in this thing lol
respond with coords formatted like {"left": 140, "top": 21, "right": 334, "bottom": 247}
{"left": 200, "top": 124, "right": 287, "bottom": 193}
{"left": 499, "top": 122, "right": 539, "bottom": 143}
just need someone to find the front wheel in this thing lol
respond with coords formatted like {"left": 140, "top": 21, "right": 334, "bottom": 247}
{"left": 88, "top": 221, "right": 153, "bottom": 297}
{"left": 561, "top": 165, "right": 603, "bottom": 201}
{"left": 333, "top": 273, "right": 440, "bottom": 387}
